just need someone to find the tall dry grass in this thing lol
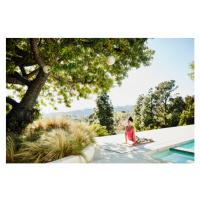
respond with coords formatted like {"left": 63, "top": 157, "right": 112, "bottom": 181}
{"left": 10, "top": 117, "right": 96, "bottom": 163}
{"left": 6, "top": 132, "right": 23, "bottom": 163}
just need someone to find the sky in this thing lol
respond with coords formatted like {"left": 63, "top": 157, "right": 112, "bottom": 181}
{"left": 40, "top": 38, "right": 194, "bottom": 114}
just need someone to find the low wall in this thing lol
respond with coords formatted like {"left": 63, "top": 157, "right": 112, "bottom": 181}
{"left": 49, "top": 143, "right": 96, "bottom": 163}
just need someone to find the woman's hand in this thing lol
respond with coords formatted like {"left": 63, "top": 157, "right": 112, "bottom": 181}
{"left": 131, "top": 143, "right": 137, "bottom": 146}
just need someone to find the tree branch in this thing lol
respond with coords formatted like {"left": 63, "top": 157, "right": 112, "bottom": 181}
{"left": 6, "top": 68, "right": 40, "bottom": 86}
{"left": 13, "top": 72, "right": 31, "bottom": 86}
{"left": 7, "top": 55, "right": 37, "bottom": 67}
{"left": 24, "top": 68, "right": 40, "bottom": 79}
{"left": 6, "top": 97, "right": 19, "bottom": 107}
{"left": 6, "top": 75, "right": 25, "bottom": 85}
{"left": 20, "top": 61, "right": 38, "bottom": 67}
{"left": 81, "top": 38, "right": 92, "bottom": 43}
{"left": 31, "top": 38, "right": 46, "bottom": 68}
{"left": 44, "top": 38, "right": 54, "bottom": 44}
{"left": 15, "top": 46, "right": 31, "bottom": 57}
{"left": 20, "top": 66, "right": 26, "bottom": 76}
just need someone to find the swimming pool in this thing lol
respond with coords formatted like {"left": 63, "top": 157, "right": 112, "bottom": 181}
{"left": 151, "top": 140, "right": 194, "bottom": 163}
{"left": 178, "top": 141, "right": 194, "bottom": 150}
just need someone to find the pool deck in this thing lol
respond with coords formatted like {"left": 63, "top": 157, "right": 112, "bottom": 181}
{"left": 91, "top": 125, "right": 194, "bottom": 163}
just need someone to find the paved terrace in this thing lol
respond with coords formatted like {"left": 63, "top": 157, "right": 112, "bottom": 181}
{"left": 91, "top": 125, "right": 194, "bottom": 163}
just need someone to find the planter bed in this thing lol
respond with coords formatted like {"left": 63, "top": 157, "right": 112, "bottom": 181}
{"left": 49, "top": 143, "right": 96, "bottom": 163}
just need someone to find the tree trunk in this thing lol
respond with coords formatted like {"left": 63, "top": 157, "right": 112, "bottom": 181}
{"left": 6, "top": 69, "right": 48, "bottom": 133}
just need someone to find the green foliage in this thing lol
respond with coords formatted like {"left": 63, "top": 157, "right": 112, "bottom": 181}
{"left": 6, "top": 103, "right": 12, "bottom": 114}
{"left": 89, "top": 124, "right": 109, "bottom": 137}
{"left": 153, "top": 80, "right": 178, "bottom": 127}
{"left": 7, "top": 38, "right": 154, "bottom": 111}
{"left": 168, "top": 96, "right": 186, "bottom": 127}
{"left": 88, "top": 112, "right": 99, "bottom": 125}
{"left": 132, "top": 80, "right": 194, "bottom": 131}
{"left": 185, "top": 95, "right": 194, "bottom": 110}
{"left": 33, "top": 108, "right": 42, "bottom": 121}
{"left": 188, "top": 61, "right": 194, "bottom": 80}
{"left": 179, "top": 103, "right": 194, "bottom": 126}
{"left": 133, "top": 120, "right": 141, "bottom": 131}
{"left": 140, "top": 88, "right": 156, "bottom": 129}
{"left": 95, "top": 93, "right": 115, "bottom": 135}
{"left": 133, "top": 94, "right": 145, "bottom": 127}
{"left": 145, "top": 124, "right": 159, "bottom": 131}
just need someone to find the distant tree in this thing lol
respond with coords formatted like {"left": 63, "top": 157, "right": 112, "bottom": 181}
{"left": 188, "top": 61, "right": 194, "bottom": 80}
{"left": 140, "top": 88, "right": 157, "bottom": 130}
{"left": 168, "top": 96, "right": 186, "bottom": 127}
{"left": 133, "top": 120, "right": 140, "bottom": 132}
{"left": 179, "top": 103, "right": 194, "bottom": 126}
{"left": 133, "top": 94, "right": 145, "bottom": 131}
{"left": 94, "top": 93, "right": 115, "bottom": 135}
{"left": 154, "top": 80, "right": 178, "bottom": 127}
{"left": 185, "top": 95, "right": 194, "bottom": 110}
{"left": 133, "top": 80, "right": 181, "bottom": 130}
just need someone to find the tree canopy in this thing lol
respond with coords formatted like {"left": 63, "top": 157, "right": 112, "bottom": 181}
{"left": 7, "top": 38, "right": 154, "bottom": 109}
{"left": 6, "top": 38, "right": 155, "bottom": 132}
{"left": 133, "top": 80, "right": 194, "bottom": 131}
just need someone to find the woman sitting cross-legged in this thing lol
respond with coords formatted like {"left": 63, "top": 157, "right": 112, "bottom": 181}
{"left": 124, "top": 117, "right": 154, "bottom": 146}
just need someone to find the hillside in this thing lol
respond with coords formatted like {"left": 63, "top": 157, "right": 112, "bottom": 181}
{"left": 43, "top": 105, "right": 134, "bottom": 119}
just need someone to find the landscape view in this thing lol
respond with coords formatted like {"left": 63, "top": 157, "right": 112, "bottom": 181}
{"left": 6, "top": 38, "right": 194, "bottom": 163}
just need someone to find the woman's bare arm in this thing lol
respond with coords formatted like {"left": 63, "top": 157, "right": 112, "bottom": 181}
{"left": 132, "top": 126, "right": 137, "bottom": 145}
{"left": 124, "top": 126, "right": 127, "bottom": 144}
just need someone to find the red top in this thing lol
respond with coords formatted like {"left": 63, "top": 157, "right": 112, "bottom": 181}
{"left": 126, "top": 126, "right": 134, "bottom": 141}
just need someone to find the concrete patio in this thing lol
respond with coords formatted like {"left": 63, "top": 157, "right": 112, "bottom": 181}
{"left": 91, "top": 125, "right": 194, "bottom": 163}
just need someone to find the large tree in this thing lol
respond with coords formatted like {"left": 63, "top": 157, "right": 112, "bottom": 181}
{"left": 154, "top": 80, "right": 178, "bottom": 127}
{"left": 168, "top": 96, "right": 186, "bottom": 127}
{"left": 133, "top": 80, "right": 179, "bottom": 130}
{"left": 133, "top": 94, "right": 145, "bottom": 131}
{"left": 140, "top": 88, "right": 157, "bottom": 130}
{"left": 6, "top": 38, "right": 154, "bottom": 133}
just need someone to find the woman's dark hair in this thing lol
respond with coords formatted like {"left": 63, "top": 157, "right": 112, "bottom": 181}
{"left": 128, "top": 117, "right": 133, "bottom": 122}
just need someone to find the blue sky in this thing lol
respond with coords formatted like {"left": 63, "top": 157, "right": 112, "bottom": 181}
{"left": 39, "top": 38, "right": 194, "bottom": 114}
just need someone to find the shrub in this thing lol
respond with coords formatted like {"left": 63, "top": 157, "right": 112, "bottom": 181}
{"left": 6, "top": 133, "right": 23, "bottom": 163}
{"left": 179, "top": 103, "right": 194, "bottom": 126}
{"left": 89, "top": 124, "right": 109, "bottom": 137}
{"left": 133, "top": 120, "right": 141, "bottom": 132}
{"left": 7, "top": 117, "right": 96, "bottom": 163}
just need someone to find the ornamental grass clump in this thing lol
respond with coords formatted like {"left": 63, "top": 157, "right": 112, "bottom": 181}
{"left": 6, "top": 132, "right": 23, "bottom": 163}
{"left": 7, "top": 117, "right": 96, "bottom": 163}
{"left": 6, "top": 135, "right": 16, "bottom": 163}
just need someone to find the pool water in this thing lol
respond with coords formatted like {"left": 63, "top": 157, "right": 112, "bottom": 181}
{"left": 179, "top": 141, "right": 194, "bottom": 150}
{"left": 151, "top": 140, "right": 194, "bottom": 163}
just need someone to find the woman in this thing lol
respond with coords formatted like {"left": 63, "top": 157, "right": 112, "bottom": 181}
{"left": 124, "top": 117, "right": 154, "bottom": 146}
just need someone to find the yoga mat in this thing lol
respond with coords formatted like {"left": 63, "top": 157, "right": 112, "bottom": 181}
{"left": 98, "top": 141, "right": 154, "bottom": 154}
{"left": 117, "top": 141, "right": 154, "bottom": 147}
